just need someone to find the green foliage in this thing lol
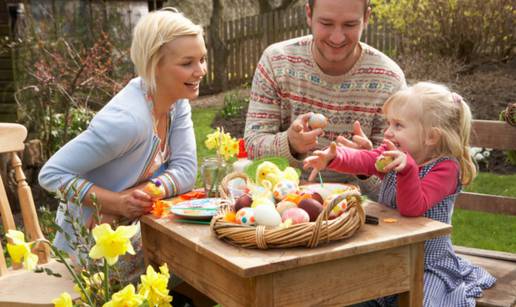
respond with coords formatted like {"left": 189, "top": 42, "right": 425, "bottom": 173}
{"left": 220, "top": 91, "right": 249, "bottom": 119}
{"left": 45, "top": 107, "right": 95, "bottom": 153}
{"left": 10, "top": 2, "right": 135, "bottom": 157}
{"left": 373, "top": 0, "right": 514, "bottom": 60}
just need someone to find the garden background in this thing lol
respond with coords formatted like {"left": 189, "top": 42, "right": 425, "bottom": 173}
{"left": 0, "top": 0, "right": 514, "bottom": 257}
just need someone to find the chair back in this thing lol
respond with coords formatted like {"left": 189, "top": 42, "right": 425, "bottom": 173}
{"left": 0, "top": 123, "right": 49, "bottom": 276}
{"left": 455, "top": 120, "right": 516, "bottom": 215}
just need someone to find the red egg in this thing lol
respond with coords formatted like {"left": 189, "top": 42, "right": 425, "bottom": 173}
{"left": 298, "top": 198, "right": 323, "bottom": 222}
{"left": 234, "top": 194, "right": 252, "bottom": 212}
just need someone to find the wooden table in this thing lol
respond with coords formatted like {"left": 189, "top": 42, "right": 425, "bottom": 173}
{"left": 141, "top": 201, "right": 451, "bottom": 307}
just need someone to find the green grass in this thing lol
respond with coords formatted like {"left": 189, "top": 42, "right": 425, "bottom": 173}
{"left": 192, "top": 106, "right": 219, "bottom": 187}
{"left": 193, "top": 106, "right": 516, "bottom": 253}
{"left": 452, "top": 172, "right": 516, "bottom": 252}
{"left": 463, "top": 172, "right": 516, "bottom": 196}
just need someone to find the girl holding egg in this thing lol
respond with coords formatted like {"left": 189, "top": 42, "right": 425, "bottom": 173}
{"left": 303, "top": 82, "right": 495, "bottom": 306}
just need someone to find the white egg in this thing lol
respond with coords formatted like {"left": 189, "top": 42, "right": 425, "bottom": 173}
{"left": 254, "top": 205, "right": 282, "bottom": 227}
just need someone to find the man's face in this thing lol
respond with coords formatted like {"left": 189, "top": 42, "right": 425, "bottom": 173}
{"left": 306, "top": 0, "right": 370, "bottom": 74}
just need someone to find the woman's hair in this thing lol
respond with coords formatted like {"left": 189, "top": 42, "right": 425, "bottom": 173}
{"left": 383, "top": 82, "right": 476, "bottom": 185}
{"left": 130, "top": 7, "right": 203, "bottom": 93}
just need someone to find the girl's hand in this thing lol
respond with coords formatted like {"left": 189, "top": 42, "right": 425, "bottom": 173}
{"left": 381, "top": 139, "right": 407, "bottom": 173}
{"left": 118, "top": 188, "right": 153, "bottom": 220}
{"left": 303, "top": 142, "right": 338, "bottom": 181}
{"left": 336, "top": 121, "right": 373, "bottom": 150}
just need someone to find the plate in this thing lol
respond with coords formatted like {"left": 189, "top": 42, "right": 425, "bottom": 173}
{"left": 300, "top": 183, "right": 359, "bottom": 199}
{"left": 170, "top": 198, "right": 222, "bottom": 220}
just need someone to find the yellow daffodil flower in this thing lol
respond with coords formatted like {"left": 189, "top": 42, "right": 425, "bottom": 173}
{"left": 138, "top": 264, "right": 172, "bottom": 307}
{"left": 205, "top": 127, "right": 239, "bottom": 161}
{"left": 103, "top": 284, "right": 144, "bottom": 307}
{"left": 5, "top": 229, "right": 38, "bottom": 271}
{"left": 73, "top": 272, "right": 104, "bottom": 301}
{"left": 52, "top": 292, "right": 73, "bottom": 307}
{"left": 88, "top": 224, "right": 137, "bottom": 266}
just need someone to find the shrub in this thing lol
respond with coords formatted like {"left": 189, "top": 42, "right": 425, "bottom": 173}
{"left": 374, "top": 0, "right": 514, "bottom": 61}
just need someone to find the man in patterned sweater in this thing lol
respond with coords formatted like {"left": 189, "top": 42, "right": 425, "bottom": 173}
{"left": 244, "top": 0, "right": 406, "bottom": 197}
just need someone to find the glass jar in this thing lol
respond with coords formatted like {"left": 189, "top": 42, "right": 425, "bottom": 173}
{"left": 200, "top": 157, "right": 228, "bottom": 198}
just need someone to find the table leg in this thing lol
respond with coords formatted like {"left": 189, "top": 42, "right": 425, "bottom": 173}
{"left": 399, "top": 242, "right": 424, "bottom": 307}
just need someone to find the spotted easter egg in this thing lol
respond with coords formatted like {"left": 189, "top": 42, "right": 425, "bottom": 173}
{"left": 308, "top": 113, "right": 328, "bottom": 130}
{"left": 235, "top": 207, "right": 255, "bottom": 225}
{"left": 273, "top": 180, "right": 299, "bottom": 201}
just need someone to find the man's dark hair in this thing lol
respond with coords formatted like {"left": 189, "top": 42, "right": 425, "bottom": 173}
{"left": 308, "top": 0, "right": 371, "bottom": 14}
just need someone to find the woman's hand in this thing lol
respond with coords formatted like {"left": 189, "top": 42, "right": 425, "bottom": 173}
{"left": 118, "top": 188, "right": 153, "bottom": 220}
{"left": 303, "top": 142, "right": 338, "bottom": 181}
{"left": 381, "top": 139, "right": 407, "bottom": 173}
{"left": 336, "top": 121, "right": 373, "bottom": 150}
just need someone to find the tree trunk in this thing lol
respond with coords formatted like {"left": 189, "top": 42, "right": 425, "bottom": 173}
{"left": 209, "top": 0, "right": 228, "bottom": 92}
{"left": 258, "top": 0, "right": 297, "bottom": 14}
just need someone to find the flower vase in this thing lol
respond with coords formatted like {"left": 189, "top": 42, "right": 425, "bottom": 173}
{"left": 201, "top": 157, "right": 228, "bottom": 198}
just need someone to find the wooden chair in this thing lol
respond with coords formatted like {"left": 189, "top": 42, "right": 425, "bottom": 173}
{"left": 454, "top": 119, "right": 516, "bottom": 307}
{"left": 0, "top": 123, "right": 78, "bottom": 306}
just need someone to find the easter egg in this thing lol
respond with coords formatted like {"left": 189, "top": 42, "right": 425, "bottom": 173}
{"left": 273, "top": 180, "right": 299, "bottom": 201}
{"left": 375, "top": 155, "right": 394, "bottom": 172}
{"left": 328, "top": 194, "right": 348, "bottom": 217}
{"left": 298, "top": 198, "right": 323, "bottom": 222}
{"left": 281, "top": 207, "right": 310, "bottom": 224}
{"left": 308, "top": 113, "right": 328, "bottom": 130}
{"left": 254, "top": 205, "right": 282, "bottom": 227}
{"left": 143, "top": 180, "right": 165, "bottom": 200}
{"left": 234, "top": 194, "right": 252, "bottom": 212}
{"left": 235, "top": 207, "right": 255, "bottom": 225}
{"left": 276, "top": 200, "right": 298, "bottom": 215}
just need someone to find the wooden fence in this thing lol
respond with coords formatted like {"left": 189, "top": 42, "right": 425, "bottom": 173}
{"left": 201, "top": 5, "right": 398, "bottom": 94}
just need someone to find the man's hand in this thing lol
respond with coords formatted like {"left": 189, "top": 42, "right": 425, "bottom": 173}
{"left": 287, "top": 112, "right": 324, "bottom": 155}
{"left": 303, "top": 142, "right": 338, "bottom": 181}
{"left": 336, "top": 120, "right": 373, "bottom": 150}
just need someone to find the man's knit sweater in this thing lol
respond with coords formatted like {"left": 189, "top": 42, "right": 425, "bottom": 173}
{"left": 244, "top": 35, "right": 406, "bottom": 187}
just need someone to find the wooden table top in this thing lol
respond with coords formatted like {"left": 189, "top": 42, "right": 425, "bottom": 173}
{"left": 141, "top": 201, "right": 451, "bottom": 278}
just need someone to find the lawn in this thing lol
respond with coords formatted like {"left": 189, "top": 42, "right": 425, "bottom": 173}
{"left": 192, "top": 106, "right": 516, "bottom": 253}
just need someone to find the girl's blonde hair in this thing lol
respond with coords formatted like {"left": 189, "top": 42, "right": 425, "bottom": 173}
{"left": 130, "top": 7, "right": 203, "bottom": 94}
{"left": 383, "top": 82, "right": 476, "bottom": 185}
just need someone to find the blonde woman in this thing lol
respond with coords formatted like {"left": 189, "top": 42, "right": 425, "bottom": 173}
{"left": 304, "top": 82, "right": 496, "bottom": 306}
{"left": 39, "top": 7, "right": 207, "bottom": 262}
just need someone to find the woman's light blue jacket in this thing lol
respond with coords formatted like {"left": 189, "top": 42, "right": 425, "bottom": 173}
{"left": 39, "top": 77, "right": 197, "bottom": 253}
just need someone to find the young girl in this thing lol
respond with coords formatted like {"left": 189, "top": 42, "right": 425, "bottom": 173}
{"left": 304, "top": 82, "right": 496, "bottom": 306}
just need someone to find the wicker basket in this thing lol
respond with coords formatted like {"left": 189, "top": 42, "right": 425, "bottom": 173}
{"left": 210, "top": 172, "right": 366, "bottom": 249}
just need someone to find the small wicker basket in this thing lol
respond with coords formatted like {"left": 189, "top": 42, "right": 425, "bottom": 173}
{"left": 210, "top": 172, "right": 366, "bottom": 249}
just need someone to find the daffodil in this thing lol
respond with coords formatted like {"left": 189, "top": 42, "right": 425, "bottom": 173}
{"left": 52, "top": 292, "right": 73, "bottom": 307}
{"left": 205, "top": 127, "right": 239, "bottom": 161}
{"left": 88, "top": 224, "right": 138, "bottom": 265}
{"left": 5, "top": 229, "right": 39, "bottom": 271}
{"left": 103, "top": 284, "right": 144, "bottom": 307}
{"left": 138, "top": 264, "right": 172, "bottom": 307}
{"left": 73, "top": 272, "right": 104, "bottom": 301}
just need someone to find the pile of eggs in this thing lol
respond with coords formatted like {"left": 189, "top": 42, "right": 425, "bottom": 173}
{"left": 223, "top": 181, "right": 360, "bottom": 228}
